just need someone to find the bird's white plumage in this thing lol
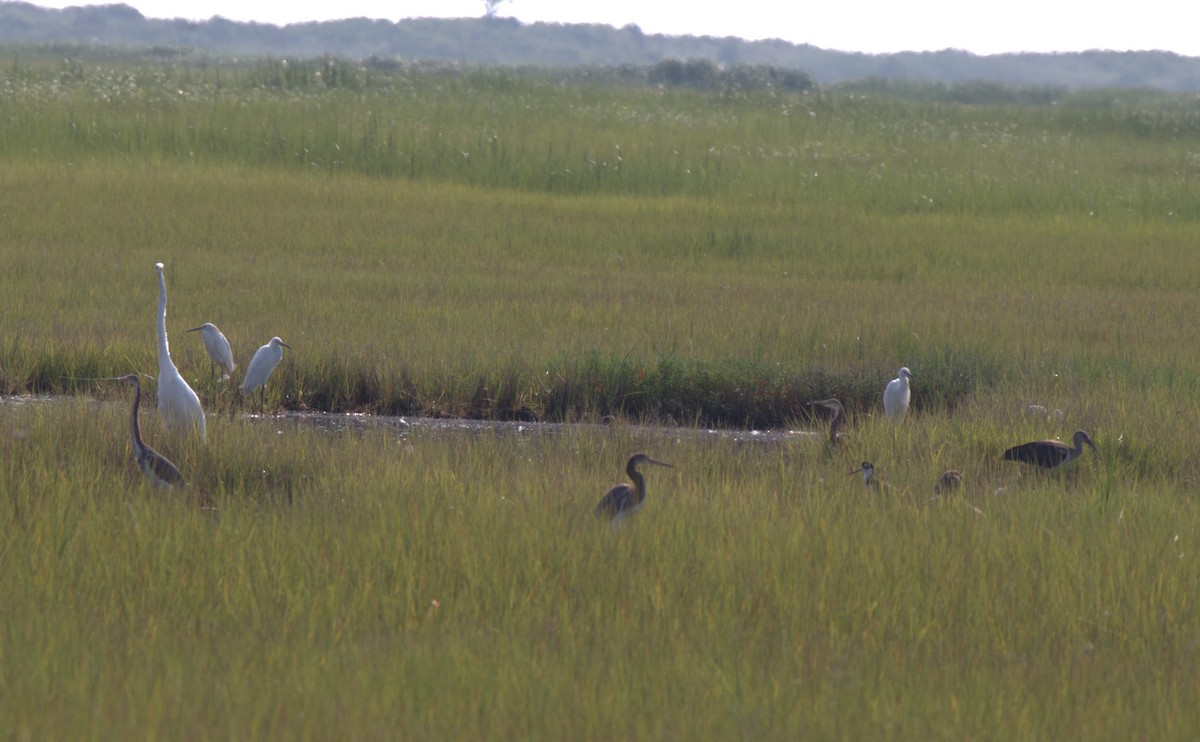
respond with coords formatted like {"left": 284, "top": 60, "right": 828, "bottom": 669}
{"left": 242, "top": 336, "right": 291, "bottom": 410}
{"left": 154, "top": 263, "right": 206, "bottom": 441}
{"left": 188, "top": 322, "right": 236, "bottom": 379}
{"left": 882, "top": 366, "right": 913, "bottom": 421}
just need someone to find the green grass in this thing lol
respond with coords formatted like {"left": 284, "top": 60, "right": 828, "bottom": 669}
{"left": 3, "top": 52, "right": 1200, "bottom": 737}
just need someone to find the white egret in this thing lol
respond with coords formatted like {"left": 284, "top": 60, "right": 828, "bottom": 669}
{"left": 242, "top": 336, "right": 291, "bottom": 414}
{"left": 594, "top": 453, "right": 674, "bottom": 523}
{"left": 116, "top": 374, "right": 185, "bottom": 488}
{"left": 1003, "top": 430, "right": 1098, "bottom": 470}
{"left": 882, "top": 367, "right": 914, "bottom": 421}
{"left": 154, "top": 263, "right": 206, "bottom": 441}
{"left": 187, "top": 322, "right": 236, "bottom": 380}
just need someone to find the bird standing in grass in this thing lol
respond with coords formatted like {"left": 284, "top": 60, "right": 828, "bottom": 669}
{"left": 242, "top": 336, "right": 291, "bottom": 414}
{"left": 807, "top": 398, "right": 847, "bottom": 447}
{"left": 935, "top": 469, "right": 964, "bottom": 493}
{"left": 155, "top": 263, "right": 206, "bottom": 441}
{"left": 883, "top": 367, "right": 914, "bottom": 421}
{"left": 117, "top": 373, "right": 185, "bottom": 489}
{"left": 1003, "top": 430, "right": 1098, "bottom": 470}
{"left": 850, "top": 461, "right": 879, "bottom": 489}
{"left": 187, "top": 322, "right": 236, "bottom": 380}
{"left": 594, "top": 453, "right": 674, "bottom": 523}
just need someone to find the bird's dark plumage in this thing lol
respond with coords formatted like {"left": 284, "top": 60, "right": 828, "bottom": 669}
{"left": 117, "top": 374, "right": 185, "bottom": 488}
{"left": 594, "top": 453, "right": 673, "bottom": 522}
{"left": 1003, "top": 430, "right": 1097, "bottom": 470}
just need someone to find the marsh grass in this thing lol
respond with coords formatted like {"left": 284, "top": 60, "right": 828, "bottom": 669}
{"left": 2, "top": 398, "right": 1198, "bottom": 738}
{"left": 4, "top": 53, "right": 1200, "bottom": 736}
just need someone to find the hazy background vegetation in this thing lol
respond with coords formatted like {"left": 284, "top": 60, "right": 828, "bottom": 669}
{"left": 4, "top": 0, "right": 1200, "bottom": 90}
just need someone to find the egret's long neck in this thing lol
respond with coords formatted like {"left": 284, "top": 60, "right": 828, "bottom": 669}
{"left": 157, "top": 272, "right": 172, "bottom": 368}
{"left": 129, "top": 380, "right": 145, "bottom": 454}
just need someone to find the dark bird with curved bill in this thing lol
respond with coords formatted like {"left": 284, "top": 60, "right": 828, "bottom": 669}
{"left": 935, "top": 469, "right": 964, "bottom": 493}
{"left": 807, "top": 398, "right": 847, "bottom": 446}
{"left": 116, "top": 374, "right": 186, "bottom": 488}
{"left": 1003, "top": 430, "right": 1098, "bottom": 470}
{"left": 594, "top": 453, "right": 673, "bottom": 523}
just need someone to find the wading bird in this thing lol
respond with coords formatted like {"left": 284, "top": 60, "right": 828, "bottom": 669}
{"left": 187, "top": 322, "right": 236, "bottom": 380}
{"left": 807, "top": 398, "right": 847, "bottom": 447}
{"left": 155, "top": 263, "right": 206, "bottom": 441}
{"left": 1003, "top": 430, "right": 1098, "bottom": 470}
{"left": 242, "top": 336, "right": 291, "bottom": 414}
{"left": 850, "top": 461, "right": 879, "bottom": 489}
{"left": 935, "top": 469, "right": 964, "bottom": 493}
{"left": 883, "top": 367, "right": 914, "bottom": 421}
{"left": 116, "top": 374, "right": 185, "bottom": 488}
{"left": 594, "top": 453, "right": 674, "bottom": 523}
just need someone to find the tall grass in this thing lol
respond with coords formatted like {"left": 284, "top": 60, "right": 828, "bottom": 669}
{"left": 2, "top": 397, "right": 1198, "bottom": 738}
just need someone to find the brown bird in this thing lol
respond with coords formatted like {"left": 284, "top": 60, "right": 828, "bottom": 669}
{"left": 1003, "top": 430, "right": 1098, "bottom": 470}
{"left": 935, "top": 469, "right": 964, "bottom": 493}
{"left": 116, "top": 374, "right": 185, "bottom": 488}
{"left": 594, "top": 453, "right": 673, "bottom": 522}
{"left": 807, "top": 398, "right": 847, "bottom": 446}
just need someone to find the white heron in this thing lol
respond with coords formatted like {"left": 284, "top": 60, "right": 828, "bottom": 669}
{"left": 594, "top": 453, "right": 674, "bottom": 523}
{"left": 116, "top": 374, "right": 185, "bottom": 488}
{"left": 242, "top": 336, "right": 291, "bottom": 413}
{"left": 154, "top": 263, "right": 206, "bottom": 441}
{"left": 1003, "top": 430, "right": 1098, "bottom": 470}
{"left": 883, "top": 367, "right": 914, "bottom": 421}
{"left": 187, "top": 322, "right": 236, "bottom": 380}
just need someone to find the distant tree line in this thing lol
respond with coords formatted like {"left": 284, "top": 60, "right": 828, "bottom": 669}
{"left": 2, "top": 2, "right": 1200, "bottom": 91}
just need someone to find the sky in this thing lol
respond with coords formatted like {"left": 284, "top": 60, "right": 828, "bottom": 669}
{"left": 26, "top": 0, "right": 1200, "bottom": 57}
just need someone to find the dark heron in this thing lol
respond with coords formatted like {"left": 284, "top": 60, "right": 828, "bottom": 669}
{"left": 594, "top": 453, "right": 673, "bottom": 522}
{"left": 116, "top": 374, "right": 185, "bottom": 489}
{"left": 807, "top": 398, "right": 847, "bottom": 447}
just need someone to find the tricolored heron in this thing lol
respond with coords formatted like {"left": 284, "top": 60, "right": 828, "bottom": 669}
{"left": 807, "top": 398, "right": 847, "bottom": 446}
{"left": 116, "top": 374, "right": 185, "bottom": 488}
{"left": 594, "top": 453, "right": 673, "bottom": 522}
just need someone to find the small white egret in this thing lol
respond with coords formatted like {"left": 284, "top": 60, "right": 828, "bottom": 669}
{"left": 187, "top": 322, "right": 236, "bottom": 380}
{"left": 154, "top": 263, "right": 206, "bottom": 441}
{"left": 1003, "top": 430, "right": 1098, "bottom": 470}
{"left": 594, "top": 453, "right": 674, "bottom": 523}
{"left": 882, "top": 367, "right": 914, "bottom": 421}
{"left": 116, "top": 374, "right": 185, "bottom": 488}
{"left": 242, "top": 336, "right": 291, "bottom": 414}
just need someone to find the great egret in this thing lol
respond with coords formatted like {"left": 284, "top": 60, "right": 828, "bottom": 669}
{"left": 807, "top": 398, "right": 847, "bottom": 446}
{"left": 242, "top": 336, "right": 291, "bottom": 414}
{"left": 187, "top": 322, "right": 236, "bottom": 380}
{"left": 155, "top": 263, "right": 206, "bottom": 441}
{"left": 116, "top": 374, "right": 185, "bottom": 488}
{"left": 594, "top": 453, "right": 673, "bottom": 523}
{"left": 883, "top": 367, "right": 914, "bottom": 421}
{"left": 935, "top": 469, "right": 964, "bottom": 493}
{"left": 1003, "top": 430, "right": 1098, "bottom": 470}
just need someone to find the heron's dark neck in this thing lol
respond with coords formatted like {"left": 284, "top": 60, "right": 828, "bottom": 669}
{"left": 129, "top": 380, "right": 146, "bottom": 454}
{"left": 829, "top": 409, "right": 845, "bottom": 445}
{"left": 627, "top": 463, "right": 647, "bottom": 506}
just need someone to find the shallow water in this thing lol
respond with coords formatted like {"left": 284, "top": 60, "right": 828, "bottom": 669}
{"left": 1, "top": 394, "right": 820, "bottom": 446}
